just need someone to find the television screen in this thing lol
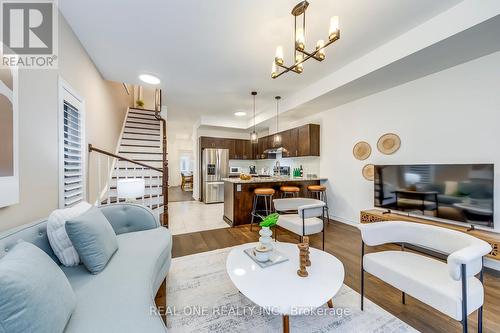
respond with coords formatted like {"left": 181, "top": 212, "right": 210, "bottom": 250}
{"left": 374, "top": 164, "right": 494, "bottom": 228}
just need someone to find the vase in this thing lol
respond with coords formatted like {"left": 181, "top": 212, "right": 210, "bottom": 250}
{"left": 259, "top": 227, "right": 273, "bottom": 251}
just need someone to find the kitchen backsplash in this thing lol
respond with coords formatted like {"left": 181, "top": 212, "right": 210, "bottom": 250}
{"left": 229, "top": 156, "right": 320, "bottom": 177}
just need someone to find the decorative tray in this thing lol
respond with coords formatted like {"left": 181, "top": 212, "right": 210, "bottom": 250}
{"left": 243, "top": 247, "right": 289, "bottom": 268}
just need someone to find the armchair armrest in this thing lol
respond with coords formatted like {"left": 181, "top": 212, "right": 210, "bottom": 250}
{"left": 357, "top": 222, "right": 402, "bottom": 246}
{"left": 100, "top": 204, "right": 159, "bottom": 235}
{"left": 273, "top": 198, "right": 323, "bottom": 212}
{"left": 447, "top": 243, "right": 491, "bottom": 280}
{"left": 298, "top": 203, "right": 326, "bottom": 219}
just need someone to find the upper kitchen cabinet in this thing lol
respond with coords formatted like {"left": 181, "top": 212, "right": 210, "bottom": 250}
{"left": 233, "top": 139, "right": 252, "bottom": 160}
{"left": 297, "top": 124, "right": 320, "bottom": 156}
{"left": 199, "top": 123, "right": 319, "bottom": 160}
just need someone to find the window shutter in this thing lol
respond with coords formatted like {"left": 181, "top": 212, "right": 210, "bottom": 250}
{"left": 62, "top": 99, "right": 84, "bottom": 207}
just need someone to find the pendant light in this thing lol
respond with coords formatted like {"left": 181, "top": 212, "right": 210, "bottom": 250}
{"left": 250, "top": 91, "right": 258, "bottom": 143}
{"left": 272, "top": 96, "right": 282, "bottom": 147}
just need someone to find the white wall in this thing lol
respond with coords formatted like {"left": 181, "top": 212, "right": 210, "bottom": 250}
{"left": 0, "top": 14, "right": 131, "bottom": 232}
{"left": 313, "top": 51, "right": 500, "bottom": 233}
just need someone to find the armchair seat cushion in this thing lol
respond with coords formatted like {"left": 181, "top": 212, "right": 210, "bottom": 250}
{"left": 277, "top": 214, "right": 323, "bottom": 236}
{"left": 363, "top": 251, "right": 483, "bottom": 321}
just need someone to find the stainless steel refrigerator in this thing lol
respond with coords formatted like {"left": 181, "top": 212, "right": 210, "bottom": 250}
{"left": 202, "top": 148, "right": 229, "bottom": 203}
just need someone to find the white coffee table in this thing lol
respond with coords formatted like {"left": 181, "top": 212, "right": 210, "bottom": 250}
{"left": 226, "top": 242, "right": 345, "bottom": 333}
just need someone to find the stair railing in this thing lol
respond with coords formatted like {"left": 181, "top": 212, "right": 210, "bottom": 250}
{"left": 154, "top": 88, "right": 169, "bottom": 226}
{"left": 88, "top": 143, "right": 165, "bottom": 226}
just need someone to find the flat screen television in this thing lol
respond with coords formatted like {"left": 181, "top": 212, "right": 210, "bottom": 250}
{"left": 374, "top": 164, "right": 494, "bottom": 228}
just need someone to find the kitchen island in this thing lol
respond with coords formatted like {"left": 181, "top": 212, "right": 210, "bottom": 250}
{"left": 223, "top": 177, "right": 326, "bottom": 226}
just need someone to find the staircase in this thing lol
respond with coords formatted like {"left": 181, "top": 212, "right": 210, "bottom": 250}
{"left": 107, "top": 107, "right": 164, "bottom": 209}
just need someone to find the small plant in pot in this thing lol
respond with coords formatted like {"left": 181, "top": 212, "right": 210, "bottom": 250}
{"left": 136, "top": 99, "right": 145, "bottom": 108}
{"left": 255, "top": 213, "right": 279, "bottom": 262}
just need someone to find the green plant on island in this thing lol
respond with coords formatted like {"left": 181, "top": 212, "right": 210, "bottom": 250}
{"left": 259, "top": 213, "right": 279, "bottom": 228}
{"left": 136, "top": 99, "right": 145, "bottom": 107}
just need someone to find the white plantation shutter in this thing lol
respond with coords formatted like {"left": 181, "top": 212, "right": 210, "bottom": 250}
{"left": 59, "top": 80, "right": 86, "bottom": 208}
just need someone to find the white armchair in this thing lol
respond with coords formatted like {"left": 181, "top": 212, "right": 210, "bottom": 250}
{"left": 358, "top": 221, "right": 492, "bottom": 333}
{"left": 273, "top": 198, "right": 326, "bottom": 249}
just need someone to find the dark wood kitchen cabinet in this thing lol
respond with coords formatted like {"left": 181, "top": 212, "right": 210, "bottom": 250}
{"left": 233, "top": 139, "right": 252, "bottom": 160}
{"left": 200, "top": 123, "right": 319, "bottom": 161}
{"left": 297, "top": 124, "right": 320, "bottom": 156}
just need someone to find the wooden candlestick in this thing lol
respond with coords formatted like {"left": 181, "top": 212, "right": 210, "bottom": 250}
{"left": 297, "top": 243, "right": 309, "bottom": 277}
{"left": 303, "top": 236, "right": 311, "bottom": 267}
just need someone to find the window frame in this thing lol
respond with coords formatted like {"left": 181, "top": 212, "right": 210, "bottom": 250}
{"left": 58, "top": 77, "right": 86, "bottom": 208}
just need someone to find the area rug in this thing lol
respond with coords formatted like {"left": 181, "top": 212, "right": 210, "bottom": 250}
{"left": 166, "top": 247, "right": 418, "bottom": 333}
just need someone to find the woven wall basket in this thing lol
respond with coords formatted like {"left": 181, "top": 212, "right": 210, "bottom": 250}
{"left": 353, "top": 141, "right": 371, "bottom": 160}
{"left": 377, "top": 133, "right": 401, "bottom": 155}
{"left": 362, "top": 164, "right": 375, "bottom": 181}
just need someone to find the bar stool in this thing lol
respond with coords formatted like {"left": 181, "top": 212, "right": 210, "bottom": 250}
{"left": 280, "top": 186, "right": 300, "bottom": 198}
{"left": 307, "top": 185, "right": 330, "bottom": 222}
{"left": 250, "top": 188, "right": 275, "bottom": 231}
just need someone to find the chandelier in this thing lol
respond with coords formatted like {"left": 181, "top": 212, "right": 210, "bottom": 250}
{"left": 271, "top": 1, "right": 340, "bottom": 79}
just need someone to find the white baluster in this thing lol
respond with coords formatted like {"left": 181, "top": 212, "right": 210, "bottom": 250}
{"left": 97, "top": 154, "right": 101, "bottom": 207}
{"left": 107, "top": 156, "right": 111, "bottom": 205}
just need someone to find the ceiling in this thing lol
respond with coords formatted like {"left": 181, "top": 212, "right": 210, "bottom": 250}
{"left": 59, "top": 0, "right": 463, "bottom": 129}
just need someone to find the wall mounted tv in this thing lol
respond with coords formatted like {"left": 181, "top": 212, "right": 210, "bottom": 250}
{"left": 374, "top": 164, "right": 494, "bottom": 228}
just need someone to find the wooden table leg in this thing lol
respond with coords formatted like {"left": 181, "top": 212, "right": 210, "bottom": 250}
{"left": 283, "top": 315, "right": 289, "bottom": 333}
{"left": 327, "top": 299, "right": 334, "bottom": 308}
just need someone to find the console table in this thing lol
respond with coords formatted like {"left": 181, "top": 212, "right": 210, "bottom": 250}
{"left": 360, "top": 209, "right": 499, "bottom": 261}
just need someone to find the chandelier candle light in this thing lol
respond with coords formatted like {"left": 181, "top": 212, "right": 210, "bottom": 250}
{"left": 272, "top": 1, "right": 340, "bottom": 79}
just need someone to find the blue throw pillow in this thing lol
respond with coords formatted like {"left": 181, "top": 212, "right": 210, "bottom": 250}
{"left": 0, "top": 242, "right": 76, "bottom": 333}
{"left": 66, "top": 206, "right": 118, "bottom": 274}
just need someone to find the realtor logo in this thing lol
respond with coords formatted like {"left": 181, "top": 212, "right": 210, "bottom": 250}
{"left": 1, "top": 0, "right": 58, "bottom": 68}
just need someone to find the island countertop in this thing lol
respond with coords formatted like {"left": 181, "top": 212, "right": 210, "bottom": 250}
{"left": 222, "top": 176, "right": 327, "bottom": 184}
{"left": 223, "top": 177, "right": 327, "bottom": 226}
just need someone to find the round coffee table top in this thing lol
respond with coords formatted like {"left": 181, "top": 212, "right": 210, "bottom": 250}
{"left": 226, "top": 242, "right": 345, "bottom": 315}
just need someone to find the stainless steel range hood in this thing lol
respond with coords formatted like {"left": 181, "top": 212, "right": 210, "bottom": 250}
{"left": 263, "top": 146, "right": 289, "bottom": 154}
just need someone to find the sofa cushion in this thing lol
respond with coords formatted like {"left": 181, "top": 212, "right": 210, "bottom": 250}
{"left": 66, "top": 206, "right": 118, "bottom": 274}
{"left": 47, "top": 201, "right": 92, "bottom": 266}
{"left": 363, "top": 251, "right": 483, "bottom": 321}
{"left": 61, "top": 227, "right": 172, "bottom": 333}
{"left": 277, "top": 214, "right": 323, "bottom": 236}
{"left": 0, "top": 242, "right": 76, "bottom": 333}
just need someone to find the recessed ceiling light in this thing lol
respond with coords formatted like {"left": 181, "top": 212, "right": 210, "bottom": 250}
{"left": 234, "top": 111, "right": 247, "bottom": 117}
{"left": 139, "top": 74, "right": 161, "bottom": 85}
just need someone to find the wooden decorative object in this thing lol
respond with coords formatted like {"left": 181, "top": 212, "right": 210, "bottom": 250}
{"left": 353, "top": 141, "right": 371, "bottom": 160}
{"left": 297, "top": 242, "right": 309, "bottom": 277}
{"left": 377, "top": 133, "right": 401, "bottom": 155}
{"left": 303, "top": 236, "right": 311, "bottom": 267}
{"left": 362, "top": 164, "right": 374, "bottom": 181}
{"left": 360, "top": 209, "right": 500, "bottom": 261}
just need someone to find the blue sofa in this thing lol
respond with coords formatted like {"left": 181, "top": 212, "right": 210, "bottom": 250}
{"left": 0, "top": 204, "right": 172, "bottom": 333}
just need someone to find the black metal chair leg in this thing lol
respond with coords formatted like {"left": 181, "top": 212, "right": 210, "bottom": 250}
{"left": 461, "top": 264, "right": 468, "bottom": 333}
{"left": 478, "top": 258, "right": 484, "bottom": 333}
{"left": 361, "top": 241, "right": 365, "bottom": 311}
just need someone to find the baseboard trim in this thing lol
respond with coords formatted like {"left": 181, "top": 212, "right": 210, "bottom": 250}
{"left": 329, "top": 213, "right": 359, "bottom": 226}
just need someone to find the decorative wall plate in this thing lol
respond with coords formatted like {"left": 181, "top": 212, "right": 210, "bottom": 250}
{"left": 362, "top": 164, "right": 375, "bottom": 181}
{"left": 377, "top": 133, "right": 401, "bottom": 155}
{"left": 353, "top": 141, "right": 371, "bottom": 160}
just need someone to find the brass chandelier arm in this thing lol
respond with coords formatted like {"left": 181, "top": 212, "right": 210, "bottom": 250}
{"left": 273, "top": 31, "right": 340, "bottom": 79}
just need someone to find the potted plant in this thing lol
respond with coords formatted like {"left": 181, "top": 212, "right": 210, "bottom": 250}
{"left": 258, "top": 213, "right": 279, "bottom": 250}
{"left": 136, "top": 100, "right": 145, "bottom": 108}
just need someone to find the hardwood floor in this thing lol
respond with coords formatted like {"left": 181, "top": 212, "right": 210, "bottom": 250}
{"left": 165, "top": 221, "right": 500, "bottom": 333}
